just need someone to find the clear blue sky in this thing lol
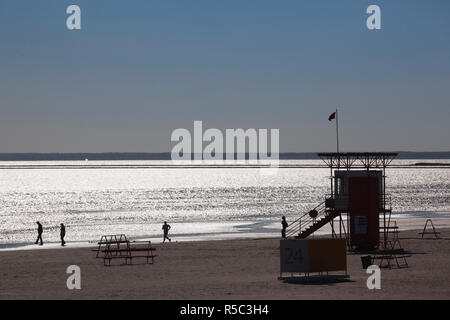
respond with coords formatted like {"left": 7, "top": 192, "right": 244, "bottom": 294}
{"left": 0, "top": 0, "right": 449, "bottom": 153}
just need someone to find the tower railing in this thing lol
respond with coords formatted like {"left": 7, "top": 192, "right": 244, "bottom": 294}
{"left": 285, "top": 201, "right": 327, "bottom": 238}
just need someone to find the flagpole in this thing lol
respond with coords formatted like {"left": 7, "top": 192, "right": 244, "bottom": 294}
{"left": 336, "top": 108, "right": 340, "bottom": 168}
{"left": 336, "top": 108, "right": 339, "bottom": 154}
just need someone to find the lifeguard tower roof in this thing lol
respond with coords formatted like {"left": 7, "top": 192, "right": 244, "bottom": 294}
{"left": 317, "top": 152, "right": 398, "bottom": 169}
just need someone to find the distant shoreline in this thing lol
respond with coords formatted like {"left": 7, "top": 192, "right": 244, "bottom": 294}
{"left": 414, "top": 162, "right": 450, "bottom": 166}
{"left": 1, "top": 163, "right": 450, "bottom": 170}
{"left": 1, "top": 151, "right": 450, "bottom": 161}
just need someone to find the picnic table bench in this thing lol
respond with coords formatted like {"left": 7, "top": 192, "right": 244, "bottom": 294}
{"left": 371, "top": 237, "right": 411, "bottom": 269}
{"left": 102, "top": 240, "right": 157, "bottom": 266}
{"left": 371, "top": 251, "right": 411, "bottom": 269}
{"left": 94, "top": 234, "right": 157, "bottom": 266}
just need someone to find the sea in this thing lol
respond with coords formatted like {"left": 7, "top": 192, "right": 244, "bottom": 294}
{"left": 1, "top": 159, "right": 449, "bottom": 250}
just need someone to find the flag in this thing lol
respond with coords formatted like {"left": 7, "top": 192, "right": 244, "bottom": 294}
{"left": 328, "top": 111, "right": 336, "bottom": 121}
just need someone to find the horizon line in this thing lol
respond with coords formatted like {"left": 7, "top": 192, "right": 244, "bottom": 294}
{"left": 1, "top": 151, "right": 450, "bottom": 161}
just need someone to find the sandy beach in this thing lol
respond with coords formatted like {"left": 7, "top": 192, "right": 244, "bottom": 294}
{"left": 0, "top": 228, "right": 449, "bottom": 300}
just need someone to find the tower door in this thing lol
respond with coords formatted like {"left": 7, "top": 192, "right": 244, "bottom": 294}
{"left": 348, "top": 177, "right": 379, "bottom": 249}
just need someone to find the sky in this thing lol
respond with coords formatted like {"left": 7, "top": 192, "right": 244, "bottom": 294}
{"left": 0, "top": 0, "right": 449, "bottom": 153}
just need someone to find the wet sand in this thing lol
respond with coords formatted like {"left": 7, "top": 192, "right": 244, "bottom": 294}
{"left": 1, "top": 228, "right": 449, "bottom": 299}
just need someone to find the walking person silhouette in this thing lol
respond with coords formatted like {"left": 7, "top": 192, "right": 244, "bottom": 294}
{"left": 281, "top": 216, "right": 288, "bottom": 238}
{"left": 60, "top": 223, "right": 66, "bottom": 246}
{"left": 35, "top": 221, "right": 43, "bottom": 245}
{"left": 162, "top": 221, "right": 172, "bottom": 243}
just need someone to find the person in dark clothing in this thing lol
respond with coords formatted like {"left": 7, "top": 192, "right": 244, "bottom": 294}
{"left": 35, "top": 221, "right": 43, "bottom": 245}
{"left": 162, "top": 221, "right": 171, "bottom": 243}
{"left": 281, "top": 216, "right": 288, "bottom": 238}
{"left": 60, "top": 223, "right": 66, "bottom": 246}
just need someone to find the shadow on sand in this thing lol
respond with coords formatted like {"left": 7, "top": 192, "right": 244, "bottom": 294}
{"left": 400, "top": 237, "right": 450, "bottom": 241}
{"left": 279, "top": 274, "right": 354, "bottom": 285}
{"left": 348, "top": 248, "right": 427, "bottom": 255}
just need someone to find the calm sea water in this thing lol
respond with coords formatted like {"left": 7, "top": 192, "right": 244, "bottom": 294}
{"left": 1, "top": 159, "right": 449, "bottom": 249}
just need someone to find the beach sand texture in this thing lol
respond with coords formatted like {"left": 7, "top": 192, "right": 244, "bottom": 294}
{"left": 1, "top": 228, "right": 449, "bottom": 300}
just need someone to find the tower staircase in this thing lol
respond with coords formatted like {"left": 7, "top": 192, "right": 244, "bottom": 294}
{"left": 285, "top": 201, "right": 340, "bottom": 239}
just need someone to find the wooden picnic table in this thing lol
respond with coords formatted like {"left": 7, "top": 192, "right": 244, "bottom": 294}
{"left": 94, "top": 234, "right": 158, "bottom": 266}
{"left": 102, "top": 240, "right": 157, "bottom": 266}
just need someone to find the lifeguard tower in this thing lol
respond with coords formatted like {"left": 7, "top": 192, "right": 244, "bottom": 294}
{"left": 286, "top": 152, "right": 398, "bottom": 250}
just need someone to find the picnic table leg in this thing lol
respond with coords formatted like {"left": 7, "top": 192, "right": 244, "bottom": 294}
{"left": 96, "top": 242, "right": 104, "bottom": 258}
